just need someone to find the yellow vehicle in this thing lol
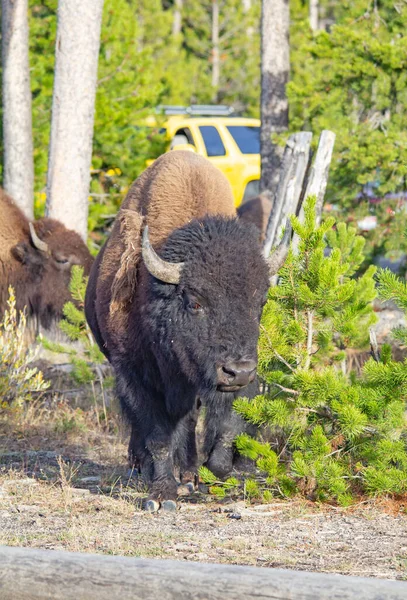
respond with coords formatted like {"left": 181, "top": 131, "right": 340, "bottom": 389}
{"left": 148, "top": 105, "right": 260, "bottom": 207}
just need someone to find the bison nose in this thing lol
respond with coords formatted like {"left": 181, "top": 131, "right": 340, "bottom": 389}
{"left": 217, "top": 359, "right": 257, "bottom": 389}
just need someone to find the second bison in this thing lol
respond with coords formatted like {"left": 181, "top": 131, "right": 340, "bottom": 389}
{"left": 0, "top": 189, "right": 93, "bottom": 334}
{"left": 85, "top": 151, "right": 286, "bottom": 509}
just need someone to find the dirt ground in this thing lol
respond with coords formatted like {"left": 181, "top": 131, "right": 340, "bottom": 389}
{"left": 1, "top": 363, "right": 407, "bottom": 581}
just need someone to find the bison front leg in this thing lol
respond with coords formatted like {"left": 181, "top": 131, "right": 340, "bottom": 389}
{"left": 144, "top": 423, "right": 180, "bottom": 507}
{"left": 174, "top": 404, "right": 200, "bottom": 494}
{"left": 203, "top": 382, "right": 259, "bottom": 479}
{"left": 127, "top": 422, "right": 179, "bottom": 512}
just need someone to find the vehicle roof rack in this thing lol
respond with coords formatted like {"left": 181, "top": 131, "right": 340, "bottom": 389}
{"left": 157, "top": 104, "right": 235, "bottom": 117}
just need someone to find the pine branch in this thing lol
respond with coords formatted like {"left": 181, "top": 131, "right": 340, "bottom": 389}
{"left": 260, "top": 324, "right": 295, "bottom": 372}
{"left": 271, "top": 383, "right": 300, "bottom": 397}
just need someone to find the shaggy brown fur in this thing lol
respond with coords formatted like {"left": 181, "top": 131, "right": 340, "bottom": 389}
{"left": 0, "top": 189, "right": 93, "bottom": 330}
{"left": 237, "top": 193, "right": 273, "bottom": 243}
{"left": 89, "top": 151, "right": 236, "bottom": 352}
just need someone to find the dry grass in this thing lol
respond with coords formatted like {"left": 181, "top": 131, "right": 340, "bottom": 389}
{"left": 1, "top": 363, "right": 407, "bottom": 579}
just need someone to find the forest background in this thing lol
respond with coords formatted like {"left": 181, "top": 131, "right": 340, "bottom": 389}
{"left": 8, "top": 0, "right": 406, "bottom": 264}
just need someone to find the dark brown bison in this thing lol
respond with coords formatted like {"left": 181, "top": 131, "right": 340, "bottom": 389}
{"left": 237, "top": 193, "right": 273, "bottom": 243}
{"left": 0, "top": 189, "right": 93, "bottom": 332}
{"left": 85, "top": 151, "right": 287, "bottom": 511}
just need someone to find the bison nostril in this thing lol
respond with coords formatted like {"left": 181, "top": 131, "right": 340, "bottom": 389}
{"left": 218, "top": 359, "right": 257, "bottom": 388}
{"left": 222, "top": 365, "right": 237, "bottom": 381}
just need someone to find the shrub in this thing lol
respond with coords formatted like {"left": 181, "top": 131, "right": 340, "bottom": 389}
{"left": 201, "top": 198, "right": 407, "bottom": 504}
{"left": 40, "top": 266, "right": 112, "bottom": 427}
{"left": 0, "top": 287, "right": 49, "bottom": 406}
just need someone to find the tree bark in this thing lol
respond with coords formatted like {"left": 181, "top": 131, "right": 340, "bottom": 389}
{"left": 172, "top": 0, "right": 183, "bottom": 37}
{"left": 309, "top": 0, "right": 319, "bottom": 31}
{"left": 46, "top": 0, "right": 104, "bottom": 241}
{"left": 260, "top": 0, "right": 290, "bottom": 198}
{"left": 1, "top": 0, "right": 34, "bottom": 219}
{"left": 211, "top": 0, "right": 220, "bottom": 101}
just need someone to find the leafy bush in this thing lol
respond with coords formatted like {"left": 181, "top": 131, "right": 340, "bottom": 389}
{"left": 0, "top": 287, "right": 49, "bottom": 406}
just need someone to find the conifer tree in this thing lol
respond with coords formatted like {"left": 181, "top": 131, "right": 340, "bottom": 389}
{"left": 202, "top": 198, "right": 407, "bottom": 504}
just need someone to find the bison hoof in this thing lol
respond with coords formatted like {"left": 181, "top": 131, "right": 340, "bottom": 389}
{"left": 177, "top": 482, "right": 195, "bottom": 496}
{"left": 177, "top": 481, "right": 196, "bottom": 496}
{"left": 161, "top": 500, "right": 177, "bottom": 512}
{"left": 144, "top": 499, "right": 160, "bottom": 513}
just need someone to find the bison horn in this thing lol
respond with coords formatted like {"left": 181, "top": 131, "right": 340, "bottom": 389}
{"left": 29, "top": 222, "right": 49, "bottom": 253}
{"left": 266, "top": 221, "right": 292, "bottom": 278}
{"left": 142, "top": 225, "right": 184, "bottom": 284}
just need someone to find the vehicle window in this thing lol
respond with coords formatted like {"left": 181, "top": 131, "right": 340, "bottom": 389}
{"left": 226, "top": 126, "right": 260, "bottom": 154}
{"left": 199, "top": 126, "right": 226, "bottom": 157}
{"left": 171, "top": 127, "right": 195, "bottom": 148}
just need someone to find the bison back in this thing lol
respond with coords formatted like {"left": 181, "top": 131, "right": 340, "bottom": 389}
{"left": 88, "top": 151, "right": 236, "bottom": 355}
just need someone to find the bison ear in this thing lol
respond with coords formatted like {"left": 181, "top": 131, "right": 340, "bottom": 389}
{"left": 11, "top": 242, "right": 43, "bottom": 266}
{"left": 11, "top": 242, "right": 30, "bottom": 263}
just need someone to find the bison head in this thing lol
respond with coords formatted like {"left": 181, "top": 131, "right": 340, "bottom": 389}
{"left": 11, "top": 217, "right": 93, "bottom": 329}
{"left": 142, "top": 217, "right": 270, "bottom": 397}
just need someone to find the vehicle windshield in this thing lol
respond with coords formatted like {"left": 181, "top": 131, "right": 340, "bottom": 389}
{"left": 226, "top": 126, "right": 260, "bottom": 154}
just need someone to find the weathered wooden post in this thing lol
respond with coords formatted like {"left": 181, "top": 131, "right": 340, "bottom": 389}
{"left": 263, "top": 129, "right": 336, "bottom": 267}
{"left": 263, "top": 131, "right": 313, "bottom": 259}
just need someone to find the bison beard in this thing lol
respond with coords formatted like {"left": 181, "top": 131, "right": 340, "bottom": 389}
{"left": 85, "top": 151, "right": 288, "bottom": 509}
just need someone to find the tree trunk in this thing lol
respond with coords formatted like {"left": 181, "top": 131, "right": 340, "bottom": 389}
{"left": 260, "top": 0, "right": 290, "bottom": 198}
{"left": 309, "top": 0, "right": 319, "bottom": 31}
{"left": 172, "top": 0, "right": 183, "bottom": 37}
{"left": 46, "top": 0, "right": 104, "bottom": 241}
{"left": 211, "top": 0, "right": 220, "bottom": 102}
{"left": 1, "top": 0, "right": 34, "bottom": 219}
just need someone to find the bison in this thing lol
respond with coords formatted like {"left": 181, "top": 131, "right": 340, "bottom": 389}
{"left": 0, "top": 189, "right": 93, "bottom": 333}
{"left": 237, "top": 192, "right": 273, "bottom": 244}
{"left": 85, "top": 151, "right": 287, "bottom": 510}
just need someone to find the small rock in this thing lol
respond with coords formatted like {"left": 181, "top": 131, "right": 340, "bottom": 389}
{"left": 3, "top": 478, "right": 37, "bottom": 488}
{"left": 226, "top": 512, "right": 242, "bottom": 520}
{"left": 78, "top": 476, "right": 101, "bottom": 484}
{"left": 191, "top": 553, "right": 210, "bottom": 561}
{"left": 17, "top": 505, "right": 40, "bottom": 514}
{"left": 69, "top": 488, "right": 90, "bottom": 496}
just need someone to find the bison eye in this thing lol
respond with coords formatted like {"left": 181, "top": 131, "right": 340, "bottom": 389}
{"left": 54, "top": 254, "right": 70, "bottom": 267}
{"left": 184, "top": 292, "right": 205, "bottom": 315}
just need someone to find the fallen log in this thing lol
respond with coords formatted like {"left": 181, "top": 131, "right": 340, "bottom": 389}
{"left": 0, "top": 545, "right": 406, "bottom": 600}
